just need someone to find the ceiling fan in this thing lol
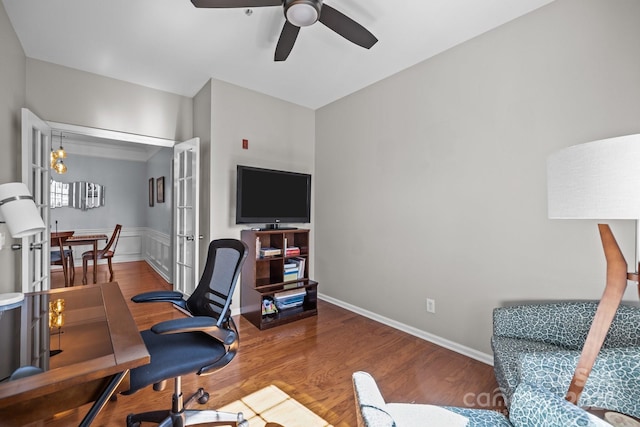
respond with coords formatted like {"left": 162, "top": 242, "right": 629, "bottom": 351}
{"left": 190, "top": 0, "right": 378, "bottom": 61}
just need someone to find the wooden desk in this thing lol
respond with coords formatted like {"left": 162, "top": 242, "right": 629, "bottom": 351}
{"left": 0, "top": 282, "right": 149, "bottom": 426}
{"left": 66, "top": 234, "right": 108, "bottom": 284}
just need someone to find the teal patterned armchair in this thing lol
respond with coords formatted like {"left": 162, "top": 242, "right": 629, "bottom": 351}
{"left": 491, "top": 302, "right": 640, "bottom": 418}
{"left": 352, "top": 371, "right": 612, "bottom": 426}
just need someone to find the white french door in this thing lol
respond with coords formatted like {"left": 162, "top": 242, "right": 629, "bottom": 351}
{"left": 21, "top": 108, "right": 50, "bottom": 293}
{"left": 173, "top": 138, "right": 200, "bottom": 296}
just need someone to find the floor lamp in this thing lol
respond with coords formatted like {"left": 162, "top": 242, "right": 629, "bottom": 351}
{"left": 547, "top": 133, "right": 640, "bottom": 405}
{"left": 0, "top": 182, "right": 47, "bottom": 308}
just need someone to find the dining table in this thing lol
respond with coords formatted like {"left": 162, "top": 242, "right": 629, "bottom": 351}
{"left": 65, "top": 234, "right": 109, "bottom": 284}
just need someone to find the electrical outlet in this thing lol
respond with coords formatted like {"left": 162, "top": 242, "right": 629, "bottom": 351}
{"left": 426, "top": 298, "right": 436, "bottom": 314}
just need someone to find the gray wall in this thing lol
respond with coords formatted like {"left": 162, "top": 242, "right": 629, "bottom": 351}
{"left": 146, "top": 148, "right": 174, "bottom": 235}
{"left": 194, "top": 78, "right": 315, "bottom": 309}
{"left": 315, "top": 0, "right": 640, "bottom": 355}
{"left": 208, "top": 79, "right": 315, "bottom": 241}
{"left": 0, "top": 1, "right": 26, "bottom": 294}
{"left": 0, "top": 0, "right": 25, "bottom": 379}
{"left": 50, "top": 156, "right": 146, "bottom": 230}
{"left": 0, "top": 24, "right": 193, "bottom": 295}
{"left": 25, "top": 59, "right": 193, "bottom": 142}
{"left": 49, "top": 149, "right": 172, "bottom": 234}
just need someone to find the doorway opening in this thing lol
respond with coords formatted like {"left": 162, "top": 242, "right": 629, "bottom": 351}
{"left": 48, "top": 122, "right": 176, "bottom": 285}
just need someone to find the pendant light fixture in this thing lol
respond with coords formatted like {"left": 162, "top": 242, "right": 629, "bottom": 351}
{"left": 50, "top": 132, "right": 68, "bottom": 174}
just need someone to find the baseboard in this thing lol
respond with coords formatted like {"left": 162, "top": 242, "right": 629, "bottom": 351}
{"left": 318, "top": 293, "right": 493, "bottom": 366}
{"left": 144, "top": 259, "right": 172, "bottom": 283}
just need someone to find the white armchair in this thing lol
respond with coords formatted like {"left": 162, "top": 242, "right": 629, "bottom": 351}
{"left": 352, "top": 371, "right": 613, "bottom": 427}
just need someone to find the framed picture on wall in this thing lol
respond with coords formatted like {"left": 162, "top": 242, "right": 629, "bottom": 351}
{"left": 157, "top": 176, "right": 165, "bottom": 203}
{"left": 149, "top": 178, "right": 154, "bottom": 207}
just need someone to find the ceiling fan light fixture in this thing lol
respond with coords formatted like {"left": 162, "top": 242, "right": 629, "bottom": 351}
{"left": 285, "top": 0, "right": 320, "bottom": 27}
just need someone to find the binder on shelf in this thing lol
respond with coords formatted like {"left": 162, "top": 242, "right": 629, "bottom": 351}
{"left": 274, "top": 288, "right": 305, "bottom": 300}
{"left": 274, "top": 288, "right": 305, "bottom": 310}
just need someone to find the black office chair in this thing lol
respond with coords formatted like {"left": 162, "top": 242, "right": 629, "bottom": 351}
{"left": 122, "top": 238, "right": 249, "bottom": 427}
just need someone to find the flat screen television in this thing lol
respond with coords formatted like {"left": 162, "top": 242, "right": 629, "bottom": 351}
{"left": 236, "top": 165, "right": 311, "bottom": 229}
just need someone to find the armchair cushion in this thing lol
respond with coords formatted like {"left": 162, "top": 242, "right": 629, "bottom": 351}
{"left": 518, "top": 348, "right": 640, "bottom": 418}
{"left": 386, "top": 403, "right": 470, "bottom": 427}
{"left": 509, "top": 382, "right": 612, "bottom": 427}
{"left": 491, "top": 336, "right": 562, "bottom": 400}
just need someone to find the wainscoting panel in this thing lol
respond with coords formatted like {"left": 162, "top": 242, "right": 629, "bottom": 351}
{"left": 63, "top": 227, "right": 172, "bottom": 284}
{"left": 143, "top": 228, "right": 172, "bottom": 283}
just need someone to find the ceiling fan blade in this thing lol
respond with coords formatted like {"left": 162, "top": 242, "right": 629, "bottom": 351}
{"left": 318, "top": 4, "right": 378, "bottom": 49}
{"left": 274, "top": 21, "right": 300, "bottom": 62}
{"left": 191, "top": 0, "right": 281, "bottom": 8}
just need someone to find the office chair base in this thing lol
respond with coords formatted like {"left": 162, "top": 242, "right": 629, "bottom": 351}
{"left": 126, "top": 410, "right": 247, "bottom": 427}
{"left": 126, "top": 387, "right": 246, "bottom": 427}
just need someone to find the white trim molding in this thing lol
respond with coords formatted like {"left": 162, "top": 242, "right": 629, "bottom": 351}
{"left": 143, "top": 228, "right": 172, "bottom": 283}
{"left": 318, "top": 293, "right": 494, "bottom": 366}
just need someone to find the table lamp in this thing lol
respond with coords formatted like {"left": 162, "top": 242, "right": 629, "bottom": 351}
{"left": 547, "top": 133, "right": 640, "bottom": 405}
{"left": 0, "top": 182, "right": 47, "bottom": 309}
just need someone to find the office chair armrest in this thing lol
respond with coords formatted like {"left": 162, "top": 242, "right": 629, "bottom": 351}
{"left": 132, "top": 291, "right": 186, "bottom": 304}
{"left": 150, "top": 316, "right": 238, "bottom": 345}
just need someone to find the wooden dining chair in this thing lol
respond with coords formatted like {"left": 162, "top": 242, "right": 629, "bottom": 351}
{"left": 82, "top": 224, "right": 122, "bottom": 283}
{"left": 51, "top": 231, "right": 75, "bottom": 286}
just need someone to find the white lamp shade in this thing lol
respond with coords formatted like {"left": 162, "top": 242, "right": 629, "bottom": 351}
{"left": 547, "top": 134, "right": 640, "bottom": 220}
{"left": 0, "top": 182, "right": 46, "bottom": 238}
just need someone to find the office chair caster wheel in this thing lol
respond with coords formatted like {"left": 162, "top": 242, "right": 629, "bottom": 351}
{"left": 198, "top": 391, "right": 209, "bottom": 404}
{"left": 126, "top": 414, "right": 141, "bottom": 427}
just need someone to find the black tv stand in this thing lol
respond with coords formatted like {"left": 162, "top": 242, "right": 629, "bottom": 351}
{"left": 261, "top": 224, "right": 298, "bottom": 231}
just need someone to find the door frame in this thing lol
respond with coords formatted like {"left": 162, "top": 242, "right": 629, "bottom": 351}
{"left": 172, "top": 138, "right": 200, "bottom": 296}
{"left": 44, "top": 122, "right": 180, "bottom": 283}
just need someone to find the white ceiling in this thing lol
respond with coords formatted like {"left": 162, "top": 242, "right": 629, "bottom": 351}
{"left": 4, "top": 0, "right": 554, "bottom": 110}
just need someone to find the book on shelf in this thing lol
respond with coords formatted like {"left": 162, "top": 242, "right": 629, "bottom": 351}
{"left": 289, "top": 257, "right": 306, "bottom": 279}
{"left": 285, "top": 246, "right": 300, "bottom": 257}
{"left": 259, "top": 247, "right": 282, "bottom": 257}
{"left": 283, "top": 268, "right": 299, "bottom": 282}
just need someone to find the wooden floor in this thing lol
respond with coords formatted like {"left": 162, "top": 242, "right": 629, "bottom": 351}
{"left": 44, "top": 261, "right": 504, "bottom": 426}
